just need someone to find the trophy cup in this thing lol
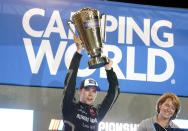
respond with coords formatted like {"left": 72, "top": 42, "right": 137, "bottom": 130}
{"left": 67, "top": 7, "right": 108, "bottom": 69}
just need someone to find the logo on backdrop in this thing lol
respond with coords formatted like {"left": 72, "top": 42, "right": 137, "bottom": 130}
{"left": 48, "top": 119, "right": 139, "bottom": 131}
{"left": 22, "top": 8, "right": 175, "bottom": 82}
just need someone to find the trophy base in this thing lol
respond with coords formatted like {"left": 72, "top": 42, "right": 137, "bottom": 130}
{"left": 88, "top": 56, "right": 108, "bottom": 69}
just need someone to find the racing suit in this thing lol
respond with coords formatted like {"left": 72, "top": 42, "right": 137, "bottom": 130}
{"left": 62, "top": 52, "right": 120, "bottom": 131}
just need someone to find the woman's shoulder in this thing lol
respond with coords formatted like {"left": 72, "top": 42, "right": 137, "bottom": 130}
{"left": 137, "top": 116, "right": 156, "bottom": 131}
{"left": 142, "top": 116, "right": 156, "bottom": 123}
{"left": 139, "top": 115, "right": 157, "bottom": 127}
{"left": 170, "top": 120, "right": 179, "bottom": 128}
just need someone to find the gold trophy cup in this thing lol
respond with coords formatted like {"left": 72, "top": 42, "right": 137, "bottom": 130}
{"left": 67, "top": 7, "right": 108, "bottom": 69}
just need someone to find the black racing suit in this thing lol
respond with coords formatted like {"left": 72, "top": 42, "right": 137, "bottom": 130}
{"left": 62, "top": 52, "right": 120, "bottom": 131}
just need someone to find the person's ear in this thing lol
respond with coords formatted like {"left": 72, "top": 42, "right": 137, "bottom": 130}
{"left": 158, "top": 104, "right": 162, "bottom": 111}
{"left": 78, "top": 88, "right": 82, "bottom": 95}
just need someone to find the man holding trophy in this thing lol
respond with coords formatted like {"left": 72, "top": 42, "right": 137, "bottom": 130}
{"left": 62, "top": 8, "right": 120, "bottom": 131}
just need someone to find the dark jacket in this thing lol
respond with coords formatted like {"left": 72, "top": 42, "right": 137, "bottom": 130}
{"left": 62, "top": 52, "right": 120, "bottom": 131}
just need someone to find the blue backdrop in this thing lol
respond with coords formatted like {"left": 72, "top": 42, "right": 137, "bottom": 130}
{"left": 0, "top": 0, "right": 188, "bottom": 96}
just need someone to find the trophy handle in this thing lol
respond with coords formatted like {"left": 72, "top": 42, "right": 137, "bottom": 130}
{"left": 66, "top": 20, "right": 76, "bottom": 36}
{"left": 100, "top": 14, "right": 107, "bottom": 43}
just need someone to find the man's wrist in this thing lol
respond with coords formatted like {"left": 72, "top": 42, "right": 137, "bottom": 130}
{"left": 105, "top": 66, "right": 112, "bottom": 70}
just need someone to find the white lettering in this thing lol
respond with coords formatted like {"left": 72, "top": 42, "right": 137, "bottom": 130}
{"left": 147, "top": 48, "right": 174, "bottom": 82}
{"left": 100, "top": 44, "right": 126, "bottom": 79}
{"left": 126, "top": 17, "right": 150, "bottom": 46}
{"left": 106, "top": 15, "right": 118, "bottom": 40}
{"left": 22, "top": 8, "right": 45, "bottom": 37}
{"left": 98, "top": 122, "right": 105, "bottom": 131}
{"left": 43, "top": 10, "right": 67, "bottom": 39}
{"left": 151, "top": 20, "right": 174, "bottom": 48}
{"left": 22, "top": 8, "right": 175, "bottom": 83}
{"left": 98, "top": 122, "right": 139, "bottom": 131}
{"left": 76, "top": 114, "right": 89, "bottom": 122}
{"left": 64, "top": 43, "right": 96, "bottom": 77}
{"left": 126, "top": 47, "right": 146, "bottom": 81}
{"left": 118, "top": 16, "right": 125, "bottom": 44}
{"left": 109, "top": 122, "right": 115, "bottom": 131}
{"left": 23, "top": 38, "right": 67, "bottom": 75}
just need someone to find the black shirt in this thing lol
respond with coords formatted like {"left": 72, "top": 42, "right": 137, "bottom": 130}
{"left": 62, "top": 52, "right": 120, "bottom": 131}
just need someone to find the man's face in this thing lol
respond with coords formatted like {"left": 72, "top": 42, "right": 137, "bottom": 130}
{"left": 159, "top": 98, "right": 176, "bottom": 120}
{"left": 79, "top": 87, "right": 97, "bottom": 105}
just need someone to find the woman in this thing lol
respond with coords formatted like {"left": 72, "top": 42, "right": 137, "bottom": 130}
{"left": 137, "top": 92, "right": 181, "bottom": 131}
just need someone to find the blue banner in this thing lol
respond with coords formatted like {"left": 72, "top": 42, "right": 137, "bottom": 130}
{"left": 1, "top": 0, "right": 188, "bottom": 96}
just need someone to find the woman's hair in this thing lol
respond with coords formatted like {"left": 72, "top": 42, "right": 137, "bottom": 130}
{"left": 156, "top": 92, "right": 181, "bottom": 120}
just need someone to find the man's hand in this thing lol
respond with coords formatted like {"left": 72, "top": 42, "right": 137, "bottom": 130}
{"left": 105, "top": 58, "right": 113, "bottom": 70}
{"left": 73, "top": 35, "right": 82, "bottom": 54}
